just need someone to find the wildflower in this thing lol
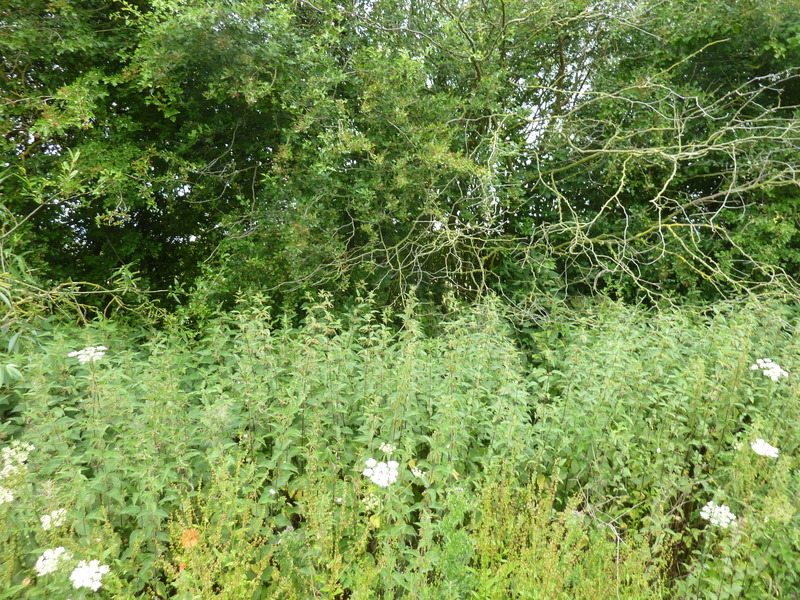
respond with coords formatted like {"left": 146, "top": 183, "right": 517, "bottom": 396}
{"left": 411, "top": 466, "right": 426, "bottom": 478}
{"left": 0, "top": 462, "right": 19, "bottom": 480}
{"left": 363, "top": 458, "right": 399, "bottom": 487}
{"left": 181, "top": 528, "right": 200, "bottom": 549}
{"left": 362, "top": 493, "right": 380, "bottom": 511}
{"left": 751, "top": 438, "right": 779, "bottom": 458}
{"left": 336, "top": 497, "right": 343, "bottom": 503}
{"left": 69, "top": 559, "right": 109, "bottom": 591}
{"left": 1, "top": 441, "right": 34, "bottom": 465}
{"left": 67, "top": 346, "right": 107, "bottom": 364}
{"left": 0, "top": 486, "right": 13, "bottom": 504}
{"left": 750, "top": 358, "right": 788, "bottom": 381}
{"left": 268, "top": 488, "right": 276, "bottom": 495}
{"left": 700, "top": 501, "right": 737, "bottom": 529}
{"left": 41, "top": 508, "right": 67, "bottom": 530}
{"left": 34, "top": 547, "right": 72, "bottom": 576}
{"left": 378, "top": 442, "right": 397, "bottom": 454}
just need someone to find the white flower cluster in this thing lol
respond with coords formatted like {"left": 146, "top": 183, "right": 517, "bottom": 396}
{"left": 69, "top": 559, "right": 110, "bottom": 591}
{"left": 41, "top": 508, "right": 67, "bottom": 530}
{"left": 2, "top": 440, "right": 34, "bottom": 465}
{"left": 34, "top": 548, "right": 110, "bottom": 591}
{"left": 34, "top": 547, "right": 72, "bottom": 576}
{"left": 411, "top": 466, "right": 427, "bottom": 478}
{"left": 378, "top": 442, "right": 397, "bottom": 454}
{"left": 0, "top": 462, "right": 19, "bottom": 480}
{"left": 700, "top": 501, "right": 737, "bottom": 529}
{"left": 363, "top": 458, "right": 399, "bottom": 487}
{"left": 751, "top": 438, "right": 779, "bottom": 458}
{"left": 362, "top": 493, "right": 380, "bottom": 511}
{"left": 67, "top": 346, "right": 108, "bottom": 363}
{"left": 750, "top": 358, "right": 788, "bottom": 381}
{"left": 0, "top": 441, "right": 34, "bottom": 505}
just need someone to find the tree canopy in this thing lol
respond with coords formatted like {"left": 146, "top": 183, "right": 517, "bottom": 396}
{"left": 3, "top": 0, "right": 800, "bottom": 313}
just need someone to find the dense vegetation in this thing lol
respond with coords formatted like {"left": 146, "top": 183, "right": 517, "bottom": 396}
{"left": 3, "top": 298, "right": 800, "bottom": 598}
{"left": 4, "top": 0, "right": 800, "bottom": 309}
{"left": 2, "top": 0, "right": 800, "bottom": 598}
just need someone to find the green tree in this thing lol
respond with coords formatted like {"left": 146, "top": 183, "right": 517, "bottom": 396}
{"left": 3, "top": 0, "right": 800, "bottom": 312}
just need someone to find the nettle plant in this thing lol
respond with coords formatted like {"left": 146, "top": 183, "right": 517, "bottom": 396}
{"left": 0, "top": 296, "right": 797, "bottom": 598}
{"left": 530, "top": 300, "right": 800, "bottom": 598}
{"left": 0, "top": 295, "right": 544, "bottom": 597}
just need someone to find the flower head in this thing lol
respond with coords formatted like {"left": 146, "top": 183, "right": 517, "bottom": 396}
{"left": 751, "top": 438, "right": 779, "bottom": 458}
{"left": 750, "top": 358, "right": 788, "bottom": 381}
{"left": 411, "top": 466, "right": 427, "bottom": 478}
{"left": 0, "top": 462, "right": 19, "bottom": 480}
{"left": 363, "top": 458, "right": 399, "bottom": 487}
{"left": 0, "top": 441, "right": 34, "bottom": 504}
{"left": 378, "top": 442, "right": 397, "bottom": 454}
{"left": 34, "top": 547, "right": 72, "bottom": 576}
{"left": 700, "top": 501, "right": 737, "bottom": 529}
{"left": 67, "top": 346, "right": 108, "bottom": 364}
{"left": 69, "top": 559, "right": 110, "bottom": 591}
{"left": 1, "top": 441, "right": 34, "bottom": 466}
{"left": 40, "top": 508, "right": 67, "bottom": 530}
{"left": 362, "top": 493, "right": 380, "bottom": 511}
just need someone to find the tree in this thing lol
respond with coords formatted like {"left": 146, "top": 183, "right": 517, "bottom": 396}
{"left": 3, "top": 0, "right": 800, "bottom": 314}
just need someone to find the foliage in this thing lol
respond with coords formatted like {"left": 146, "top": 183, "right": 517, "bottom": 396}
{"left": 2, "top": 296, "right": 800, "bottom": 597}
{"left": 3, "top": 0, "right": 800, "bottom": 310}
{"left": 530, "top": 298, "right": 800, "bottom": 597}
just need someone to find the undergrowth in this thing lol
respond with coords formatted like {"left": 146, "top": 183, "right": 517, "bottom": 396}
{"left": 0, "top": 295, "right": 797, "bottom": 598}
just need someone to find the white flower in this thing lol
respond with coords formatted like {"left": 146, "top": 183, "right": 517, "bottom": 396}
{"left": 0, "top": 462, "right": 19, "bottom": 480}
{"left": 41, "top": 508, "right": 67, "bottom": 530}
{"left": 363, "top": 458, "right": 399, "bottom": 487}
{"left": 0, "top": 486, "right": 14, "bottom": 505}
{"left": 0, "top": 441, "right": 33, "bottom": 503}
{"left": 34, "top": 547, "right": 72, "bottom": 576}
{"left": 69, "top": 559, "right": 110, "bottom": 591}
{"left": 362, "top": 493, "right": 380, "bottom": 511}
{"left": 379, "top": 442, "right": 397, "bottom": 454}
{"left": 750, "top": 358, "right": 788, "bottom": 381}
{"left": 700, "top": 501, "right": 737, "bottom": 529}
{"left": 67, "top": 346, "right": 107, "bottom": 364}
{"left": 268, "top": 488, "right": 276, "bottom": 495}
{"left": 751, "top": 438, "right": 779, "bottom": 459}
{"left": 1, "top": 441, "right": 34, "bottom": 466}
{"left": 411, "top": 466, "right": 426, "bottom": 478}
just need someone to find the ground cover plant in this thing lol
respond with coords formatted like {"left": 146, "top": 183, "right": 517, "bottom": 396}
{"left": 1, "top": 295, "right": 798, "bottom": 598}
